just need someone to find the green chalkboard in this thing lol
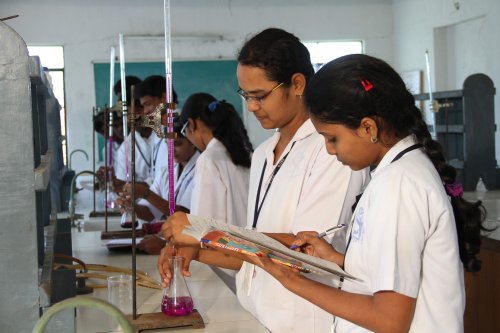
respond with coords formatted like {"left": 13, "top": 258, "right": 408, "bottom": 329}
{"left": 93, "top": 60, "right": 241, "bottom": 114}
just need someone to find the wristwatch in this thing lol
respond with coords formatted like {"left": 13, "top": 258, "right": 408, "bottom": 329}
{"left": 143, "top": 188, "right": 151, "bottom": 200}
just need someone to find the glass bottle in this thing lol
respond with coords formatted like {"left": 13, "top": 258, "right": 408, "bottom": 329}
{"left": 161, "top": 256, "right": 194, "bottom": 316}
{"left": 106, "top": 182, "right": 118, "bottom": 210}
{"left": 120, "top": 209, "right": 138, "bottom": 229}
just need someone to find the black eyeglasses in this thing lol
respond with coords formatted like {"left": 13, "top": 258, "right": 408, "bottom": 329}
{"left": 237, "top": 82, "right": 284, "bottom": 105}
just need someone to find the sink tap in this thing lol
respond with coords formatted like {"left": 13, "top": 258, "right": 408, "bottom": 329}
{"left": 69, "top": 170, "right": 102, "bottom": 227}
{"left": 69, "top": 149, "right": 89, "bottom": 170}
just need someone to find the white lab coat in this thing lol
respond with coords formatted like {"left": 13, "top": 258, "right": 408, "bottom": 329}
{"left": 142, "top": 150, "right": 200, "bottom": 220}
{"left": 336, "top": 135, "right": 464, "bottom": 333}
{"left": 236, "top": 119, "right": 369, "bottom": 333}
{"left": 190, "top": 138, "right": 250, "bottom": 227}
{"left": 150, "top": 132, "right": 168, "bottom": 181}
{"left": 115, "top": 132, "right": 154, "bottom": 184}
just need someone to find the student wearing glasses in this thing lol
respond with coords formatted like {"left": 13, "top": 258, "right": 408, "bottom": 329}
{"left": 234, "top": 54, "right": 487, "bottom": 332}
{"left": 116, "top": 113, "right": 200, "bottom": 254}
{"left": 180, "top": 93, "right": 253, "bottom": 226}
{"left": 159, "top": 28, "right": 368, "bottom": 333}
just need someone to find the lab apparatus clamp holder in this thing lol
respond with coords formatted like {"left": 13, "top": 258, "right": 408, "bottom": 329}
{"left": 125, "top": 95, "right": 204, "bottom": 332}
{"left": 91, "top": 105, "right": 121, "bottom": 220}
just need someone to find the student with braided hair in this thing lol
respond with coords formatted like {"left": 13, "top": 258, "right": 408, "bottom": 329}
{"left": 160, "top": 29, "right": 368, "bottom": 333}
{"left": 239, "top": 54, "right": 488, "bottom": 332}
{"left": 180, "top": 92, "right": 253, "bottom": 227}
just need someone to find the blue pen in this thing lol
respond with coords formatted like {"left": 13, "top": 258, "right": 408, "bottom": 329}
{"left": 290, "top": 224, "right": 347, "bottom": 250}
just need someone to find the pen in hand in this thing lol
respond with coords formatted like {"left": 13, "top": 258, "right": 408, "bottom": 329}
{"left": 290, "top": 224, "right": 347, "bottom": 250}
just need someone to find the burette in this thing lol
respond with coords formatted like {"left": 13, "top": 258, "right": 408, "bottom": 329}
{"left": 163, "top": 0, "right": 176, "bottom": 216}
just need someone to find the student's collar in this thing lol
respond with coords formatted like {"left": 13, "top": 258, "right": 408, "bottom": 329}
{"left": 179, "top": 150, "right": 200, "bottom": 179}
{"left": 205, "top": 137, "right": 220, "bottom": 150}
{"left": 268, "top": 118, "right": 315, "bottom": 149}
{"left": 185, "top": 150, "right": 200, "bottom": 169}
{"left": 370, "top": 135, "right": 418, "bottom": 177}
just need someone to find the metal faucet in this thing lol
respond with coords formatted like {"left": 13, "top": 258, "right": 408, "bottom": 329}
{"left": 69, "top": 170, "right": 102, "bottom": 227}
{"left": 69, "top": 149, "right": 89, "bottom": 170}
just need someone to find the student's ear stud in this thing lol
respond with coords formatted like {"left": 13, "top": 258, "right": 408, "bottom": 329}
{"left": 370, "top": 136, "right": 378, "bottom": 144}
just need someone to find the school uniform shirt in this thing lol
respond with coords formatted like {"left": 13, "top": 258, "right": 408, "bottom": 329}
{"left": 336, "top": 135, "right": 464, "bottom": 333}
{"left": 190, "top": 138, "right": 250, "bottom": 227}
{"left": 115, "top": 132, "right": 154, "bottom": 184}
{"left": 150, "top": 129, "right": 168, "bottom": 180}
{"left": 236, "top": 119, "right": 369, "bottom": 333}
{"left": 141, "top": 150, "right": 200, "bottom": 220}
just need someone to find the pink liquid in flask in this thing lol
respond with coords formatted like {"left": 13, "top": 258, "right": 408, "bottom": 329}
{"left": 161, "top": 296, "right": 193, "bottom": 316}
{"left": 161, "top": 256, "right": 194, "bottom": 316}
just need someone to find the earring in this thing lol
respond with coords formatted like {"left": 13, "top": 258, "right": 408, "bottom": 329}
{"left": 370, "top": 136, "right": 378, "bottom": 144}
{"left": 297, "top": 94, "right": 302, "bottom": 98}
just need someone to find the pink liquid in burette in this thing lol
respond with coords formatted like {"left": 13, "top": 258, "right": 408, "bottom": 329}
{"left": 161, "top": 296, "right": 193, "bottom": 316}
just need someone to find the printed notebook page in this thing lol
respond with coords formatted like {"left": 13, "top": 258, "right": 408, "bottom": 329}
{"left": 185, "top": 214, "right": 356, "bottom": 280}
{"left": 227, "top": 225, "right": 354, "bottom": 279}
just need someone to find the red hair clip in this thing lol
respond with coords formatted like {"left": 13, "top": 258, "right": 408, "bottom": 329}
{"left": 360, "top": 79, "right": 373, "bottom": 92}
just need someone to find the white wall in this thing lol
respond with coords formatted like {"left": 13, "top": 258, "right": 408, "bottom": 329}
{"left": 3, "top": 0, "right": 393, "bottom": 173}
{"left": 392, "top": 0, "right": 500, "bottom": 161}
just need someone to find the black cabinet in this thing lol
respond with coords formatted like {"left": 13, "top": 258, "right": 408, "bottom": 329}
{"left": 415, "top": 74, "right": 498, "bottom": 191}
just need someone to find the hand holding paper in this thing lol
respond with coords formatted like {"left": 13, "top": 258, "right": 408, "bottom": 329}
{"left": 183, "top": 214, "right": 355, "bottom": 279}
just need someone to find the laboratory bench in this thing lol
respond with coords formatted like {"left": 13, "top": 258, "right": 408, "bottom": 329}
{"left": 70, "top": 185, "right": 269, "bottom": 333}
{"left": 69, "top": 179, "right": 500, "bottom": 333}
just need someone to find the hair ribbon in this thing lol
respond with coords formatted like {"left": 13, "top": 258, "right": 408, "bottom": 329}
{"left": 208, "top": 100, "right": 221, "bottom": 112}
{"left": 445, "top": 182, "right": 464, "bottom": 198}
{"left": 360, "top": 79, "right": 374, "bottom": 92}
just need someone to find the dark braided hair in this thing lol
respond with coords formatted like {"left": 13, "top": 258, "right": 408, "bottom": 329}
{"left": 305, "top": 54, "right": 488, "bottom": 272}
{"left": 180, "top": 92, "right": 253, "bottom": 168}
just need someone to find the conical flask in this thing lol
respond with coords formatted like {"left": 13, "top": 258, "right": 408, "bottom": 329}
{"left": 161, "top": 256, "right": 194, "bottom": 316}
{"left": 120, "top": 209, "right": 138, "bottom": 228}
{"left": 105, "top": 182, "right": 118, "bottom": 210}
{"left": 104, "top": 167, "right": 118, "bottom": 210}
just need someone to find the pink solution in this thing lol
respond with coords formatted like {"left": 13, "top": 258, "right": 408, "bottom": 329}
{"left": 161, "top": 296, "right": 193, "bottom": 316}
{"left": 106, "top": 200, "right": 116, "bottom": 209}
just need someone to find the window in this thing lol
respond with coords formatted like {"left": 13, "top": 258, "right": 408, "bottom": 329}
{"left": 304, "top": 40, "right": 364, "bottom": 72}
{"left": 27, "top": 46, "right": 67, "bottom": 164}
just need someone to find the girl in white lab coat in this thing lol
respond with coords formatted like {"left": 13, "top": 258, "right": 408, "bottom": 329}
{"left": 159, "top": 28, "right": 368, "bottom": 333}
{"left": 180, "top": 93, "right": 253, "bottom": 227}
{"left": 242, "top": 54, "right": 488, "bottom": 332}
